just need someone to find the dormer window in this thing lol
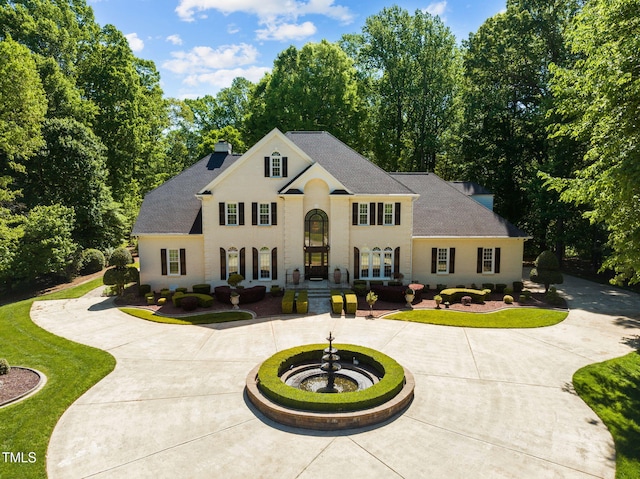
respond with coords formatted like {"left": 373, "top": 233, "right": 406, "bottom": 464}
{"left": 264, "top": 152, "right": 288, "bottom": 178}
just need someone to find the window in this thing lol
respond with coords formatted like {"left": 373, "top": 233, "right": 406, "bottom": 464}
{"left": 264, "top": 152, "right": 287, "bottom": 178}
{"left": 260, "top": 247, "right": 271, "bottom": 279}
{"left": 271, "top": 155, "right": 281, "bottom": 177}
{"left": 226, "top": 203, "right": 238, "bottom": 226}
{"left": 259, "top": 203, "right": 270, "bottom": 225}
{"left": 483, "top": 248, "right": 494, "bottom": 273}
{"left": 383, "top": 203, "right": 394, "bottom": 225}
{"left": 227, "top": 247, "right": 239, "bottom": 276}
{"left": 360, "top": 247, "right": 394, "bottom": 279}
{"left": 438, "top": 248, "right": 449, "bottom": 273}
{"left": 168, "top": 249, "right": 180, "bottom": 275}
{"left": 359, "top": 203, "right": 369, "bottom": 225}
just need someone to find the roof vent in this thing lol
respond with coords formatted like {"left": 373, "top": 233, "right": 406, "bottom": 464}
{"left": 214, "top": 140, "right": 232, "bottom": 154}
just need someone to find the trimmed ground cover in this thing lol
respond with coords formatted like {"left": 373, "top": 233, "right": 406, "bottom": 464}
{"left": 573, "top": 352, "right": 640, "bottom": 479}
{"left": 386, "top": 308, "right": 567, "bottom": 328}
{"left": 119, "top": 307, "right": 252, "bottom": 325}
{"left": 0, "top": 277, "right": 115, "bottom": 479}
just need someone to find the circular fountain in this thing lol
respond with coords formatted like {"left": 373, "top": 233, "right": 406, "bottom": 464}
{"left": 245, "top": 333, "right": 415, "bottom": 430}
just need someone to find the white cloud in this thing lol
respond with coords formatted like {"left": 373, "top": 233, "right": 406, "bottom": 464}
{"left": 183, "top": 66, "right": 271, "bottom": 89}
{"left": 227, "top": 23, "right": 240, "bottom": 34}
{"left": 166, "top": 34, "right": 183, "bottom": 45}
{"left": 175, "top": 0, "right": 354, "bottom": 26}
{"left": 125, "top": 33, "right": 144, "bottom": 52}
{"left": 256, "top": 21, "right": 317, "bottom": 41}
{"left": 162, "top": 43, "right": 260, "bottom": 74}
{"left": 425, "top": 1, "right": 447, "bottom": 17}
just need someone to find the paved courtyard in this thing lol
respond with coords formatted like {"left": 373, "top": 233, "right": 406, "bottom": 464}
{"left": 32, "top": 275, "right": 640, "bottom": 478}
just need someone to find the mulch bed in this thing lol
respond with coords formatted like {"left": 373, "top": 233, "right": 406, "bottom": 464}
{"left": 0, "top": 367, "right": 41, "bottom": 406}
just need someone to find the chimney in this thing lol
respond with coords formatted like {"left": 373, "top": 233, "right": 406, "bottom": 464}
{"left": 214, "top": 140, "right": 232, "bottom": 154}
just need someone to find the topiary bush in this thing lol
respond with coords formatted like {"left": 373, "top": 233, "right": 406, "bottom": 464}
{"left": 0, "top": 358, "right": 10, "bottom": 375}
{"left": 503, "top": 295, "right": 514, "bottom": 304}
{"left": 330, "top": 290, "right": 344, "bottom": 314}
{"left": 545, "top": 286, "right": 563, "bottom": 306}
{"left": 80, "top": 249, "right": 106, "bottom": 274}
{"left": 512, "top": 281, "right": 524, "bottom": 293}
{"left": 109, "top": 247, "right": 133, "bottom": 268}
{"left": 482, "top": 283, "right": 495, "bottom": 292}
{"left": 439, "top": 288, "right": 488, "bottom": 304}
{"left": 496, "top": 283, "right": 507, "bottom": 294}
{"left": 282, "top": 290, "right": 295, "bottom": 313}
{"left": 296, "top": 290, "right": 308, "bottom": 314}
{"left": 530, "top": 250, "right": 563, "bottom": 293}
{"left": 138, "top": 284, "right": 152, "bottom": 297}
{"left": 192, "top": 284, "right": 211, "bottom": 294}
{"left": 181, "top": 296, "right": 199, "bottom": 311}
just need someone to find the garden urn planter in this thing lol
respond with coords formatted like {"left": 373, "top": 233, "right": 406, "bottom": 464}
{"left": 230, "top": 294, "right": 240, "bottom": 309}
{"left": 333, "top": 268, "right": 341, "bottom": 284}
{"left": 405, "top": 290, "right": 415, "bottom": 308}
{"left": 292, "top": 269, "right": 300, "bottom": 285}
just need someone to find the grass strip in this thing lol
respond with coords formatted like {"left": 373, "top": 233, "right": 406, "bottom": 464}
{"left": 0, "top": 280, "right": 115, "bottom": 479}
{"left": 386, "top": 307, "right": 567, "bottom": 328}
{"left": 119, "top": 307, "right": 253, "bottom": 325}
{"left": 573, "top": 352, "right": 640, "bottom": 478}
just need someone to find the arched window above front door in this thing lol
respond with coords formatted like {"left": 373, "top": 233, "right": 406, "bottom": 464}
{"left": 305, "top": 209, "right": 328, "bottom": 247}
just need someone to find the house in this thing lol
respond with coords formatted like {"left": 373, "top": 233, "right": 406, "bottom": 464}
{"left": 132, "top": 128, "right": 529, "bottom": 291}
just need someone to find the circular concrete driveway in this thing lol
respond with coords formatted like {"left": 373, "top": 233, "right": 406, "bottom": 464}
{"left": 32, "top": 275, "right": 640, "bottom": 479}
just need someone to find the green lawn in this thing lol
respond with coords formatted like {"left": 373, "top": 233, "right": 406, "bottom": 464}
{"left": 0, "top": 277, "right": 115, "bottom": 479}
{"left": 119, "top": 307, "right": 253, "bottom": 325}
{"left": 386, "top": 307, "right": 568, "bottom": 328}
{"left": 573, "top": 352, "right": 640, "bottom": 478}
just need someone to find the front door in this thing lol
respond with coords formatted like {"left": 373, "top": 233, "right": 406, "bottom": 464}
{"left": 304, "top": 209, "right": 329, "bottom": 279}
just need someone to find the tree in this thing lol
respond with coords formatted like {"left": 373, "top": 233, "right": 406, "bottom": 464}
{"left": 12, "top": 204, "right": 79, "bottom": 284}
{"left": 342, "top": 6, "right": 460, "bottom": 171}
{"left": 19, "top": 117, "right": 126, "bottom": 249}
{"left": 0, "top": 37, "right": 47, "bottom": 172}
{"left": 244, "top": 40, "right": 366, "bottom": 148}
{"left": 530, "top": 250, "right": 564, "bottom": 292}
{"left": 545, "top": 0, "right": 640, "bottom": 284}
{"left": 197, "top": 125, "right": 246, "bottom": 158}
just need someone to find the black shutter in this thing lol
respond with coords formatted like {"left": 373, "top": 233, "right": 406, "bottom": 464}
{"left": 161, "top": 249, "right": 167, "bottom": 276}
{"left": 252, "top": 248, "right": 258, "bottom": 280}
{"left": 431, "top": 248, "right": 437, "bottom": 274}
{"left": 220, "top": 248, "right": 226, "bottom": 280}
{"left": 252, "top": 202, "right": 258, "bottom": 225}
{"left": 352, "top": 203, "right": 358, "bottom": 225}
{"left": 354, "top": 247, "right": 360, "bottom": 279}
{"left": 282, "top": 157, "right": 288, "bottom": 177}
{"left": 377, "top": 202, "right": 383, "bottom": 225}
{"left": 264, "top": 157, "right": 270, "bottom": 177}
{"left": 477, "top": 248, "right": 483, "bottom": 273}
{"left": 239, "top": 202, "right": 245, "bottom": 225}
{"left": 395, "top": 202, "right": 401, "bottom": 225}
{"left": 369, "top": 202, "right": 376, "bottom": 225}
{"left": 180, "top": 248, "right": 186, "bottom": 276}
{"left": 240, "top": 248, "right": 246, "bottom": 278}
{"left": 449, "top": 248, "right": 456, "bottom": 274}
{"left": 271, "top": 202, "right": 277, "bottom": 225}
{"left": 272, "top": 248, "right": 278, "bottom": 280}
{"left": 394, "top": 247, "right": 400, "bottom": 276}
{"left": 495, "top": 248, "right": 501, "bottom": 273}
{"left": 219, "top": 202, "right": 225, "bottom": 225}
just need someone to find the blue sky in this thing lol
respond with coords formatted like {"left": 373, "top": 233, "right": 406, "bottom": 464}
{"left": 89, "top": 0, "right": 506, "bottom": 99}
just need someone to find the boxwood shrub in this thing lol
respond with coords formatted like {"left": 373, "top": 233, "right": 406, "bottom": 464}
{"left": 330, "top": 290, "right": 343, "bottom": 314}
{"left": 282, "top": 290, "right": 295, "bottom": 313}
{"left": 296, "top": 290, "right": 308, "bottom": 314}
{"left": 172, "top": 292, "right": 214, "bottom": 308}
{"left": 257, "top": 344, "right": 405, "bottom": 412}
{"left": 439, "top": 288, "right": 488, "bottom": 304}
{"left": 344, "top": 291, "right": 357, "bottom": 314}
{"left": 192, "top": 284, "right": 211, "bottom": 294}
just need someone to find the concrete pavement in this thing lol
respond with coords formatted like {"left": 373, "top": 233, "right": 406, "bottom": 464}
{"left": 31, "top": 275, "right": 640, "bottom": 478}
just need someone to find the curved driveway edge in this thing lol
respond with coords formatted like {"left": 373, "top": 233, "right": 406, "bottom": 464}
{"left": 31, "top": 275, "right": 640, "bottom": 478}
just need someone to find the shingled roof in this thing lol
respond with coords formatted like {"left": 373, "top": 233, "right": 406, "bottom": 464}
{"left": 131, "top": 151, "right": 238, "bottom": 235}
{"left": 391, "top": 173, "right": 529, "bottom": 238}
{"left": 286, "top": 131, "right": 414, "bottom": 195}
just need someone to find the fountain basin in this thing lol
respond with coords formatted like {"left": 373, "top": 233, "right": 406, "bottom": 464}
{"left": 245, "top": 343, "right": 414, "bottom": 430}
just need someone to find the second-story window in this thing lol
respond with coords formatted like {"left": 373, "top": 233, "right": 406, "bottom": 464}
{"left": 359, "top": 203, "right": 369, "bottom": 225}
{"left": 226, "top": 203, "right": 238, "bottom": 226}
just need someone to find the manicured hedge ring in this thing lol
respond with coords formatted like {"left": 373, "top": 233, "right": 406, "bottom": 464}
{"left": 246, "top": 344, "right": 414, "bottom": 430}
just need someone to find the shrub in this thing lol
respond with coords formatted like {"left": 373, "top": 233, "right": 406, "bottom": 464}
{"left": 512, "top": 281, "right": 524, "bottom": 293}
{"left": 192, "top": 284, "right": 211, "bottom": 294}
{"left": 282, "top": 290, "right": 295, "bottom": 313}
{"left": 227, "top": 273, "right": 244, "bottom": 288}
{"left": 80, "top": 248, "right": 106, "bottom": 274}
{"left": 456, "top": 284, "right": 466, "bottom": 289}
{"left": 388, "top": 280, "right": 402, "bottom": 286}
{"left": 482, "top": 283, "right": 495, "bottom": 292}
{"left": 352, "top": 283, "right": 367, "bottom": 296}
{"left": 436, "top": 284, "right": 447, "bottom": 292}
{"left": 296, "top": 290, "right": 308, "bottom": 313}
{"left": 519, "top": 294, "right": 528, "bottom": 303}
{"left": 503, "top": 295, "right": 514, "bottom": 304}
{"left": 109, "top": 247, "right": 132, "bottom": 268}
{"left": 330, "top": 290, "right": 344, "bottom": 314}
{"left": 522, "top": 290, "right": 532, "bottom": 300}
{"left": 257, "top": 344, "right": 405, "bottom": 412}
{"left": 545, "top": 286, "right": 563, "bottom": 306}
{"left": 157, "top": 297, "right": 166, "bottom": 306}
{"left": 181, "top": 296, "right": 199, "bottom": 311}
{"left": 344, "top": 291, "right": 357, "bottom": 314}
{"left": 160, "top": 288, "right": 171, "bottom": 298}
{"left": 176, "top": 287, "right": 188, "bottom": 294}
{"left": 439, "top": 288, "right": 488, "bottom": 304}
{"left": 504, "top": 286, "right": 513, "bottom": 295}
{"left": 173, "top": 292, "right": 214, "bottom": 308}
{"left": 103, "top": 266, "right": 138, "bottom": 296}
{"left": 496, "top": 283, "right": 507, "bottom": 294}
{"left": 270, "top": 285, "right": 283, "bottom": 297}
{"left": 138, "top": 284, "right": 152, "bottom": 297}
{"left": 0, "top": 358, "right": 10, "bottom": 375}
